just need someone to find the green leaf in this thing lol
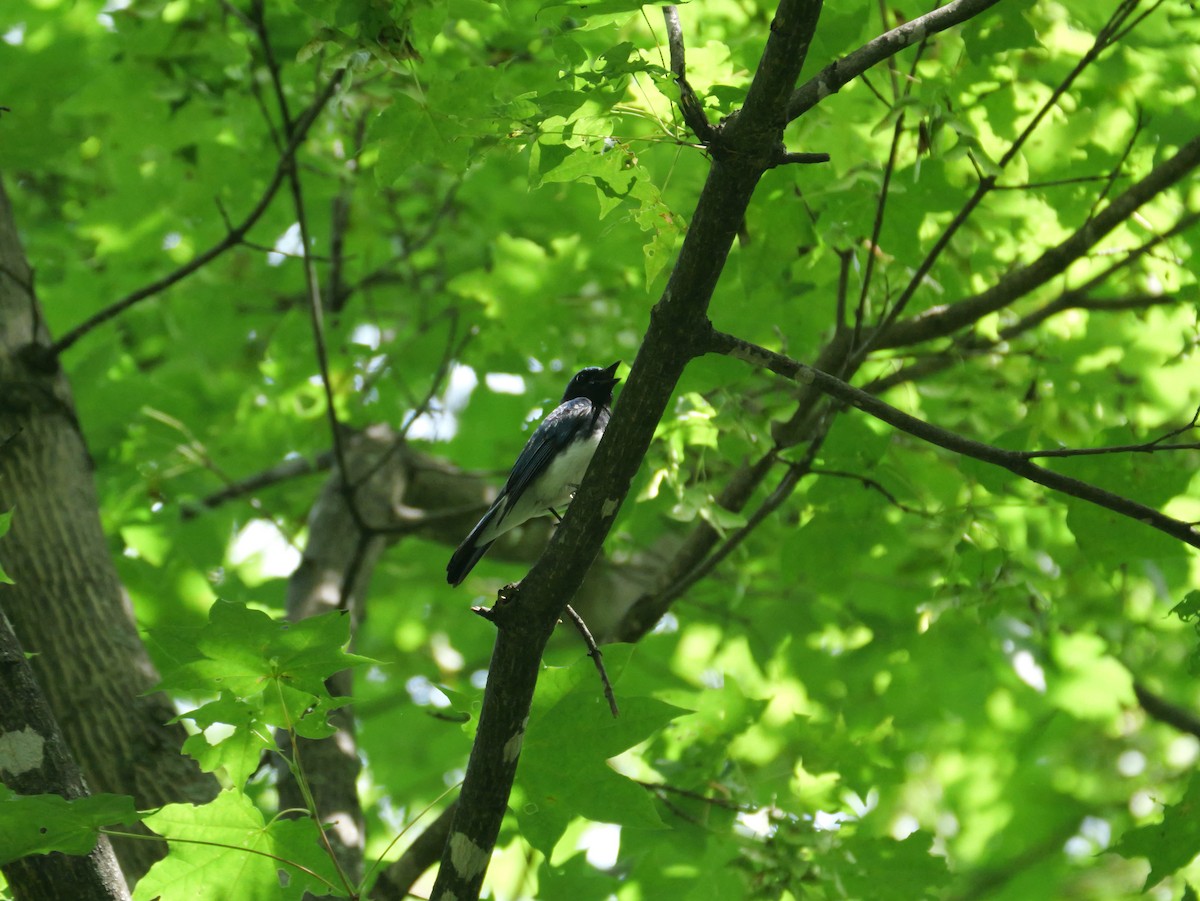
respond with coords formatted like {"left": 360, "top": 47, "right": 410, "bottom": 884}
{"left": 538, "top": 0, "right": 683, "bottom": 18}
{"left": 516, "top": 649, "right": 689, "bottom": 856}
{"left": 0, "top": 786, "right": 140, "bottom": 866}
{"left": 1112, "top": 771, "right": 1200, "bottom": 889}
{"left": 1170, "top": 590, "right": 1200, "bottom": 623}
{"left": 1046, "top": 633, "right": 1134, "bottom": 721}
{"left": 133, "top": 789, "right": 346, "bottom": 901}
{"left": 149, "top": 602, "right": 371, "bottom": 782}
{"left": 831, "top": 834, "right": 949, "bottom": 901}
{"left": 180, "top": 695, "right": 270, "bottom": 787}
{"left": 154, "top": 600, "right": 370, "bottom": 706}
{"left": 0, "top": 506, "right": 12, "bottom": 584}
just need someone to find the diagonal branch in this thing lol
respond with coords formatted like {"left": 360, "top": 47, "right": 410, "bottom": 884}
{"left": 48, "top": 72, "right": 345, "bottom": 358}
{"left": 1134, "top": 682, "right": 1200, "bottom": 739}
{"left": 787, "top": 0, "right": 1004, "bottom": 122}
{"left": 180, "top": 450, "right": 335, "bottom": 519}
{"left": 875, "top": 135, "right": 1200, "bottom": 349}
{"left": 428, "top": 3, "right": 827, "bottom": 899}
{"left": 662, "top": 6, "right": 715, "bottom": 143}
{"left": 863, "top": 0, "right": 1153, "bottom": 350}
{"left": 709, "top": 328, "right": 1200, "bottom": 550}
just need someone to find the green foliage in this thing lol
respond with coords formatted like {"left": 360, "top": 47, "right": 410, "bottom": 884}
{"left": 1113, "top": 772, "right": 1200, "bottom": 890}
{"left": 149, "top": 601, "right": 372, "bottom": 785}
{"left": 2, "top": 0, "right": 1200, "bottom": 898}
{"left": 1171, "top": 591, "right": 1200, "bottom": 675}
{"left": 0, "top": 787, "right": 139, "bottom": 865}
{"left": 132, "top": 790, "right": 346, "bottom": 901}
{"left": 515, "top": 646, "right": 688, "bottom": 855}
{"left": 0, "top": 507, "right": 11, "bottom": 584}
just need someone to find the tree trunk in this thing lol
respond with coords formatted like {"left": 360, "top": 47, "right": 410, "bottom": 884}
{"left": 0, "top": 174, "right": 218, "bottom": 882}
{"left": 0, "top": 609, "right": 130, "bottom": 900}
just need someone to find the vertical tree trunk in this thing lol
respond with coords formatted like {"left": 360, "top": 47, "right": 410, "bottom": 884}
{"left": 0, "top": 175, "right": 217, "bottom": 881}
{"left": 0, "top": 609, "right": 130, "bottom": 901}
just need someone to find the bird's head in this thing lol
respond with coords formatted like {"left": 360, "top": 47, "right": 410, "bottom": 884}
{"left": 561, "top": 361, "right": 621, "bottom": 405}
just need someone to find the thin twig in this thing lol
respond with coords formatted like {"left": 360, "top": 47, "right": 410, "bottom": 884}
{"left": 1134, "top": 681, "right": 1200, "bottom": 740}
{"left": 1088, "top": 111, "right": 1143, "bottom": 220}
{"left": 1016, "top": 405, "right": 1200, "bottom": 459}
{"left": 874, "top": 136, "right": 1200, "bottom": 350}
{"left": 711, "top": 328, "right": 1200, "bottom": 551}
{"left": 395, "top": 312, "right": 468, "bottom": 444}
{"left": 279, "top": 696, "right": 357, "bottom": 897}
{"left": 659, "top": 426, "right": 830, "bottom": 608}
{"left": 810, "top": 467, "right": 930, "bottom": 514}
{"left": 854, "top": 114, "right": 906, "bottom": 349}
{"left": 1020, "top": 442, "right": 1200, "bottom": 459}
{"left": 49, "top": 73, "right": 345, "bottom": 357}
{"left": 635, "top": 780, "right": 759, "bottom": 813}
{"left": 866, "top": 0, "right": 1149, "bottom": 351}
{"left": 993, "top": 173, "right": 1122, "bottom": 191}
{"left": 876, "top": 0, "right": 901, "bottom": 100}
{"left": 833, "top": 248, "right": 852, "bottom": 339}
{"left": 366, "top": 790, "right": 462, "bottom": 898}
{"left": 351, "top": 313, "right": 473, "bottom": 499}
{"left": 249, "top": 4, "right": 364, "bottom": 541}
{"left": 787, "top": 0, "right": 1005, "bottom": 121}
{"left": 180, "top": 450, "right": 335, "bottom": 518}
{"left": 564, "top": 604, "right": 619, "bottom": 718}
{"left": 662, "top": 5, "right": 715, "bottom": 143}
{"left": 1109, "top": 0, "right": 1171, "bottom": 44}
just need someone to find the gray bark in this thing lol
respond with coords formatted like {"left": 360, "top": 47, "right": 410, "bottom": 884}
{"left": 0, "top": 608, "right": 130, "bottom": 901}
{"left": 0, "top": 174, "right": 218, "bottom": 881}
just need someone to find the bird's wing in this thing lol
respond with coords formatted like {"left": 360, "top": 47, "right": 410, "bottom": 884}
{"left": 501, "top": 397, "right": 590, "bottom": 508}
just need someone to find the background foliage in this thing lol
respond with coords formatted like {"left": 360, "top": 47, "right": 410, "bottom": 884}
{"left": 1, "top": 0, "right": 1199, "bottom": 898}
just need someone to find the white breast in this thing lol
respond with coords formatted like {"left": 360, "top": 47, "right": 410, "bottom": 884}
{"left": 482, "top": 429, "right": 603, "bottom": 543}
{"left": 527, "top": 429, "right": 604, "bottom": 509}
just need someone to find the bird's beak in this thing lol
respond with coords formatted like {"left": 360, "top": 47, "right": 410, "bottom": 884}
{"left": 602, "top": 360, "right": 621, "bottom": 383}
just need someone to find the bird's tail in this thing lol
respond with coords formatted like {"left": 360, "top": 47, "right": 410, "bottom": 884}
{"left": 446, "top": 501, "right": 502, "bottom": 586}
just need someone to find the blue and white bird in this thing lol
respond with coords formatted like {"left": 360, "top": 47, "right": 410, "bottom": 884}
{"left": 446, "top": 361, "right": 621, "bottom": 586}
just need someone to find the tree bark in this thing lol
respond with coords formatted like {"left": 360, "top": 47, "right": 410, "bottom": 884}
{"left": 0, "top": 609, "right": 130, "bottom": 901}
{"left": 0, "top": 174, "right": 218, "bottom": 881}
{"left": 429, "top": 3, "right": 826, "bottom": 898}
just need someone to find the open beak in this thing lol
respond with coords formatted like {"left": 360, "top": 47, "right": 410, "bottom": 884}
{"left": 602, "top": 360, "right": 621, "bottom": 384}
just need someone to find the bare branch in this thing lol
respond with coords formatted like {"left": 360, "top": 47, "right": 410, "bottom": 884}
{"left": 373, "top": 803, "right": 459, "bottom": 900}
{"left": 1134, "top": 681, "right": 1200, "bottom": 740}
{"left": 564, "top": 605, "right": 619, "bottom": 718}
{"left": 710, "top": 328, "right": 1200, "bottom": 551}
{"left": 662, "top": 6, "right": 714, "bottom": 142}
{"left": 787, "top": 0, "right": 1004, "bottom": 121}
{"left": 876, "top": 136, "right": 1200, "bottom": 349}
{"left": 49, "top": 72, "right": 345, "bottom": 357}
{"left": 867, "top": 0, "right": 1158, "bottom": 349}
{"left": 180, "top": 450, "right": 335, "bottom": 519}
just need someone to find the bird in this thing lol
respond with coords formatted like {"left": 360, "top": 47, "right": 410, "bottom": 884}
{"left": 446, "top": 361, "right": 621, "bottom": 586}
